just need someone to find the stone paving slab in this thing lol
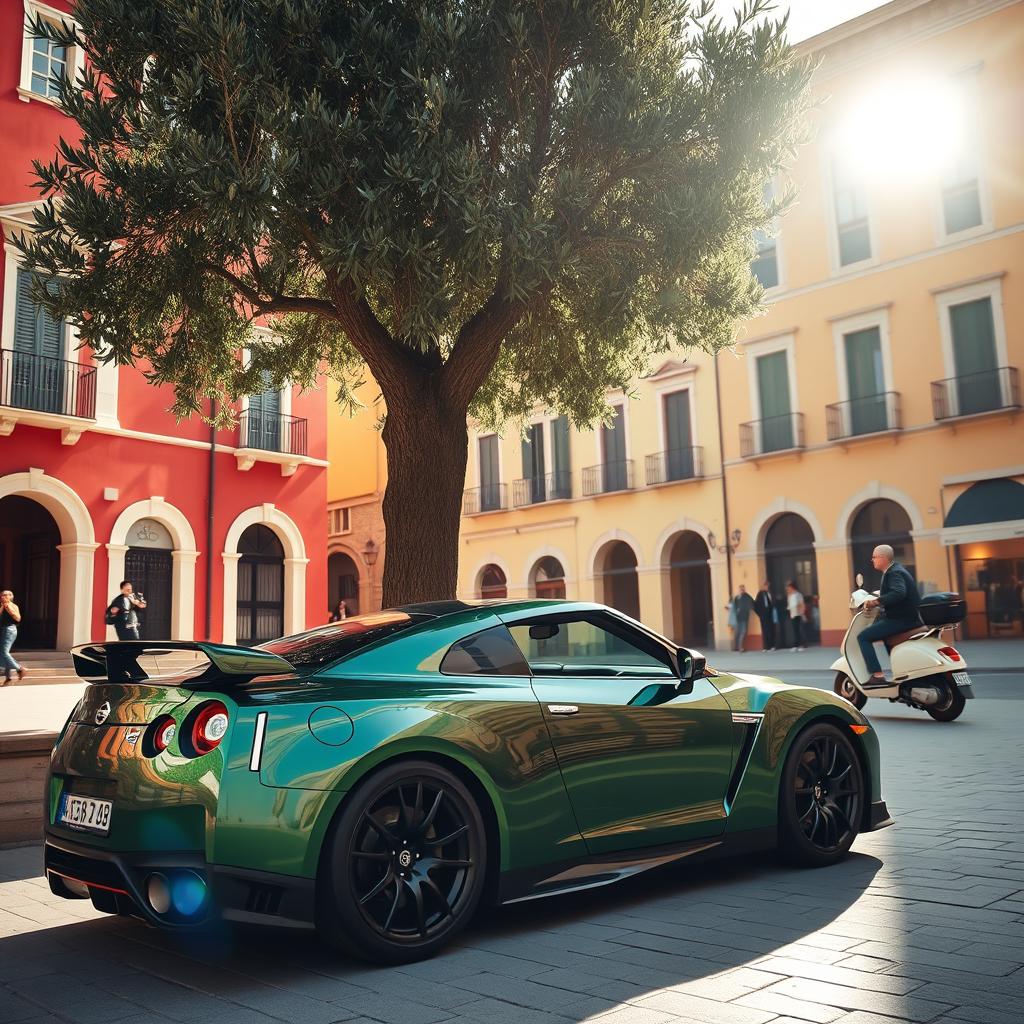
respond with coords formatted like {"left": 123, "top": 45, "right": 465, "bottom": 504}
{"left": 2, "top": 697, "right": 1023, "bottom": 1024}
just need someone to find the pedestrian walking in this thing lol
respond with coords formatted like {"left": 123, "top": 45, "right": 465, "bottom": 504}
{"left": 728, "top": 584, "right": 756, "bottom": 652}
{"left": 1, "top": 589, "right": 26, "bottom": 683}
{"left": 107, "top": 580, "right": 147, "bottom": 641}
{"left": 786, "top": 581, "right": 806, "bottom": 651}
{"left": 754, "top": 580, "right": 776, "bottom": 650}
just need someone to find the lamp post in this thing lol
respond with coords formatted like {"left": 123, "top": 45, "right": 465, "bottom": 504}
{"left": 362, "top": 539, "right": 379, "bottom": 611}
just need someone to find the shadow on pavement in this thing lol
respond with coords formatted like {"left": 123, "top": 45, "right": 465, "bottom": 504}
{"left": 0, "top": 846, "right": 882, "bottom": 1022}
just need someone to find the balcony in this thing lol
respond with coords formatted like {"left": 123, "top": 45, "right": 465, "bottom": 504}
{"left": 235, "top": 410, "right": 309, "bottom": 476}
{"left": 582, "top": 459, "right": 634, "bottom": 496}
{"left": 931, "top": 367, "right": 1020, "bottom": 421}
{"left": 512, "top": 471, "right": 573, "bottom": 507}
{"left": 826, "top": 392, "right": 901, "bottom": 441}
{"left": 0, "top": 349, "right": 96, "bottom": 445}
{"left": 740, "top": 412, "right": 805, "bottom": 458}
{"left": 463, "top": 483, "right": 508, "bottom": 515}
{"left": 645, "top": 447, "right": 704, "bottom": 486}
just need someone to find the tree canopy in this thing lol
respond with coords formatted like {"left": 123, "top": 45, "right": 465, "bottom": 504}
{"left": 18, "top": 0, "right": 811, "bottom": 603}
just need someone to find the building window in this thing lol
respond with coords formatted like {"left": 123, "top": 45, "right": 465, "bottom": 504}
{"left": 755, "top": 350, "right": 794, "bottom": 451}
{"left": 600, "top": 404, "right": 628, "bottom": 491}
{"left": 832, "top": 159, "right": 871, "bottom": 266}
{"left": 521, "top": 422, "right": 546, "bottom": 503}
{"left": 20, "top": 2, "right": 84, "bottom": 105}
{"left": 328, "top": 508, "right": 351, "bottom": 535}
{"left": 940, "top": 79, "right": 984, "bottom": 236}
{"left": 751, "top": 182, "right": 779, "bottom": 289}
{"left": 478, "top": 434, "right": 501, "bottom": 512}
{"left": 948, "top": 296, "right": 1001, "bottom": 415}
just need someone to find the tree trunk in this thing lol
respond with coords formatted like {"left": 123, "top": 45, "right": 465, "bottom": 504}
{"left": 379, "top": 389, "right": 470, "bottom": 607}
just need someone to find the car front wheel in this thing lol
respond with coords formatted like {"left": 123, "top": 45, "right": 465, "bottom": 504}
{"left": 318, "top": 760, "right": 487, "bottom": 964}
{"left": 778, "top": 722, "right": 864, "bottom": 867}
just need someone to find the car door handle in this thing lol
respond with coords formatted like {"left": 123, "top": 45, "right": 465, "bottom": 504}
{"left": 547, "top": 704, "right": 579, "bottom": 715}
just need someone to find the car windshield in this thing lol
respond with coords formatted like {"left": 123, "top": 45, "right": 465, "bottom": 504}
{"left": 260, "top": 611, "right": 430, "bottom": 669}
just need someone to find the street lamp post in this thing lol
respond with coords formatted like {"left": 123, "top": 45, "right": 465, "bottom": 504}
{"left": 362, "top": 539, "right": 379, "bottom": 611}
{"left": 707, "top": 528, "right": 742, "bottom": 555}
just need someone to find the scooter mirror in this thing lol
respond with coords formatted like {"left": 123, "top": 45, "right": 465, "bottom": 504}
{"left": 855, "top": 572, "right": 864, "bottom": 588}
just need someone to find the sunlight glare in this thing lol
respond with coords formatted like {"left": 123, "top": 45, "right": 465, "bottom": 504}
{"left": 834, "top": 74, "right": 967, "bottom": 182}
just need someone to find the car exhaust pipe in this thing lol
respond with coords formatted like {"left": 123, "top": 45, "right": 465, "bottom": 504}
{"left": 907, "top": 685, "right": 943, "bottom": 706}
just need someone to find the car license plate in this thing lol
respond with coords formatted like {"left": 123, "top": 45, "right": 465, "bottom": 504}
{"left": 953, "top": 671, "right": 973, "bottom": 688}
{"left": 59, "top": 794, "right": 113, "bottom": 835}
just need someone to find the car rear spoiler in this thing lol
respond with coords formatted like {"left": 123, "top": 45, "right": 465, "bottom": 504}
{"left": 70, "top": 641, "right": 293, "bottom": 684}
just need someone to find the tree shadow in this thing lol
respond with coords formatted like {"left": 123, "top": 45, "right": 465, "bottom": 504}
{"left": 0, "top": 846, "right": 882, "bottom": 1022}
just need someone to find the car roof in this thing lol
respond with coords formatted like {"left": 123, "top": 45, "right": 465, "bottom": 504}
{"left": 393, "top": 599, "right": 597, "bottom": 620}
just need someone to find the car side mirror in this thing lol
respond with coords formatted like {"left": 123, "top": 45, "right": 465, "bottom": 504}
{"left": 677, "top": 648, "right": 706, "bottom": 694}
{"left": 529, "top": 623, "right": 560, "bottom": 641}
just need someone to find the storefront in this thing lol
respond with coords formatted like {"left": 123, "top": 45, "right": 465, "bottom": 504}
{"left": 944, "top": 478, "right": 1024, "bottom": 638}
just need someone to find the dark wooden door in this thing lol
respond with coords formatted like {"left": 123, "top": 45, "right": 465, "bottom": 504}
{"left": 237, "top": 525, "right": 284, "bottom": 645}
{"left": 125, "top": 547, "right": 173, "bottom": 639}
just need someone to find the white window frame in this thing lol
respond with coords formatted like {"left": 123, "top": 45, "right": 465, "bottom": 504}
{"left": 751, "top": 178, "right": 786, "bottom": 294}
{"left": 830, "top": 306, "right": 894, "bottom": 405}
{"left": 239, "top": 335, "right": 292, "bottom": 424}
{"left": 19, "top": 1, "right": 85, "bottom": 107}
{"left": 934, "top": 275, "right": 1009, "bottom": 382}
{"left": 932, "top": 70, "right": 992, "bottom": 244}
{"left": 822, "top": 148, "right": 877, "bottom": 275}
{"left": 743, "top": 332, "right": 799, "bottom": 426}
{"left": 654, "top": 381, "right": 699, "bottom": 452}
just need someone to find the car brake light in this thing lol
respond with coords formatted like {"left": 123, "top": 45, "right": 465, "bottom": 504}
{"left": 143, "top": 714, "right": 177, "bottom": 757}
{"left": 190, "top": 701, "right": 229, "bottom": 755}
{"left": 938, "top": 646, "right": 962, "bottom": 662}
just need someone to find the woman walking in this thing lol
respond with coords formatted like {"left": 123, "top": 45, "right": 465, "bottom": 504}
{"left": 1, "top": 589, "right": 27, "bottom": 684}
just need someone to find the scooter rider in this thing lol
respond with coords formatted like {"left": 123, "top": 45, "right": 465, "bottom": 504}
{"left": 860, "top": 544, "right": 922, "bottom": 685}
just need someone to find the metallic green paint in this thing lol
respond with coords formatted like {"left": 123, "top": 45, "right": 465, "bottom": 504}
{"left": 46, "top": 600, "right": 890, "bottom": 926}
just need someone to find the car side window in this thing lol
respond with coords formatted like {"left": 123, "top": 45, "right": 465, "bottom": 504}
{"left": 507, "top": 615, "right": 675, "bottom": 678}
{"left": 440, "top": 625, "right": 532, "bottom": 676}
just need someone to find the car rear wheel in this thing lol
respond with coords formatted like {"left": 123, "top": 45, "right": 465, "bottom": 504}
{"left": 318, "top": 760, "right": 486, "bottom": 964}
{"left": 778, "top": 722, "right": 863, "bottom": 867}
{"left": 833, "top": 673, "right": 867, "bottom": 710}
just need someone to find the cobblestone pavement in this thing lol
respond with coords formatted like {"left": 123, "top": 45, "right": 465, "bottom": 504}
{"left": 2, "top": 689, "right": 1022, "bottom": 1024}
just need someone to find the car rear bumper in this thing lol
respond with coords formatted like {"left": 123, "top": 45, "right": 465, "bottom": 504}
{"left": 44, "top": 833, "right": 316, "bottom": 930}
{"left": 866, "top": 799, "right": 895, "bottom": 831}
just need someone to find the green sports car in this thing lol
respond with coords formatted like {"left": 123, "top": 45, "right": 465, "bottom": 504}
{"left": 46, "top": 600, "right": 892, "bottom": 963}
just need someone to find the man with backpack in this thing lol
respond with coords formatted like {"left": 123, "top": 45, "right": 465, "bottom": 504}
{"left": 107, "top": 580, "right": 147, "bottom": 640}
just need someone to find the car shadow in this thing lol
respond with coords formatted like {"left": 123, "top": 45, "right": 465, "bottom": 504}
{"left": 0, "top": 846, "right": 882, "bottom": 1022}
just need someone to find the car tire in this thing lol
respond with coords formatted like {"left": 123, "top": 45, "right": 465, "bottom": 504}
{"left": 926, "top": 677, "right": 966, "bottom": 722}
{"left": 318, "top": 759, "right": 487, "bottom": 964}
{"left": 833, "top": 673, "right": 867, "bottom": 710}
{"left": 778, "top": 722, "right": 864, "bottom": 868}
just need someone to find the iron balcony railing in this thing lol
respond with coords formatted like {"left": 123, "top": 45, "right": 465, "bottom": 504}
{"left": 0, "top": 349, "right": 96, "bottom": 419}
{"left": 740, "top": 412, "right": 805, "bottom": 458}
{"left": 463, "top": 483, "right": 508, "bottom": 515}
{"left": 240, "top": 409, "right": 308, "bottom": 456}
{"left": 511, "top": 470, "right": 573, "bottom": 506}
{"left": 931, "top": 366, "right": 1020, "bottom": 421}
{"left": 645, "top": 446, "right": 704, "bottom": 486}
{"left": 582, "top": 459, "right": 633, "bottom": 496}
{"left": 826, "top": 391, "right": 901, "bottom": 441}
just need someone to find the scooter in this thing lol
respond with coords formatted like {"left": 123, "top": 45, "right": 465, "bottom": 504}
{"left": 830, "top": 575, "right": 975, "bottom": 721}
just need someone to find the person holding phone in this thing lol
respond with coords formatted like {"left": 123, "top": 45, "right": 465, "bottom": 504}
{"left": 1, "top": 589, "right": 25, "bottom": 683}
{"left": 108, "top": 580, "right": 147, "bottom": 641}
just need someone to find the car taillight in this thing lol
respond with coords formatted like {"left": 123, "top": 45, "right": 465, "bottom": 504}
{"left": 153, "top": 716, "right": 176, "bottom": 752}
{"left": 190, "top": 701, "right": 229, "bottom": 755}
{"left": 938, "top": 646, "right": 962, "bottom": 662}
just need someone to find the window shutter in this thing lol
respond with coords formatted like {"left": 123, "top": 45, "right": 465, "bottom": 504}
{"left": 663, "top": 391, "right": 692, "bottom": 452}
{"left": 14, "top": 270, "right": 41, "bottom": 353}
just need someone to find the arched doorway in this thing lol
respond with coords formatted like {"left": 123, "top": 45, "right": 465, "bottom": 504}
{"left": 237, "top": 525, "right": 284, "bottom": 645}
{"left": 668, "top": 531, "right": 713, "bottom": 647}
{"left": 530, "top": 556, "right": 566, "bottom": 599}
{"left": 328, "top": 551, "right": 361, "bottom": 617}
{"left": 478, "top": 564, "right": 507, "bottom": 599}
{"left": 0, "top": 496, "right": 59, "bottom": 648}
{"left": 850, "top": 500, "right": 915, "bottom": 591}
{"left": 124, "top": 518, "right": 173, "bottom": 639}
{"left": 764, "top": 513, "right": 818, "bottom": 647}
{"left": 596, "top": 541, "right": 640, "bottom": 619}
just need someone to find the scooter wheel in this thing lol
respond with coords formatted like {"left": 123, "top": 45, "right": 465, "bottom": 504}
{"left": 926, "top": 677, "right": 966, "bottom": 722}
{"left": 834, "top": 673, "right": 867, "bottom": 710}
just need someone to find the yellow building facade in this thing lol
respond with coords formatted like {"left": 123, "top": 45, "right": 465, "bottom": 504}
{"left": 456, "top": 0, "right": 1024, "bottom": 649}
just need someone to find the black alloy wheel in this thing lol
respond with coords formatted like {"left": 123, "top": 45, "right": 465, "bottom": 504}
{"left": 833, "top": 673, "right": 867, "bottom": 710}
{"left": 319, "top": 760, "right": 486, "bottom": 963}
{"left": 779, "top": 722, "right": 863, "bottom": 867}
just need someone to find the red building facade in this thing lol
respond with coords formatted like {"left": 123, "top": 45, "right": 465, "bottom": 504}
{"left": 0, "top": 0, "right": 327, "bottom": 651}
